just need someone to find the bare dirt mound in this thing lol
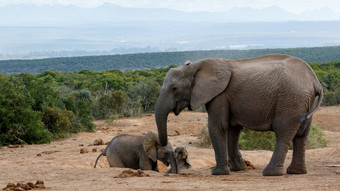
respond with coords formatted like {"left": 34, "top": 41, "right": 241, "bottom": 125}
{"left": 0, "top": 107, "right": 339, "bottom": 190}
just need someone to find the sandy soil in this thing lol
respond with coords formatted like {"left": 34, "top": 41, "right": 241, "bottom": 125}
{"left": 1, "top": 106, "right": 339, "bottom": 191}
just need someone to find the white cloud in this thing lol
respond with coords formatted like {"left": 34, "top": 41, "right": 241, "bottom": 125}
{"left": 1, "top": 0, "right": 340, "bottom": 13}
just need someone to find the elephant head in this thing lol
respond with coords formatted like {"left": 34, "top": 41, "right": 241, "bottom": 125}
{"left": 174, "top": 145, "right": 192, "bottom": 169}
{"left": 143, "top": 131, "right": 178, "bottom": 173}
{"left": 155, "top": 59, "right": 231, "bottom": 146}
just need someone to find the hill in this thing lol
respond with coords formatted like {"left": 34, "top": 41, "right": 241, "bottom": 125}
{"left": 1, "top": 46, "right": 340, "bottom": 74}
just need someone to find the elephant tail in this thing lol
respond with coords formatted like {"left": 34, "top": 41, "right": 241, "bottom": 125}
{"left": 299, "top": 87, "right": 323, "bottom": 123}
{"left": 94, "top": 148, "right": 107, "bottom": 168}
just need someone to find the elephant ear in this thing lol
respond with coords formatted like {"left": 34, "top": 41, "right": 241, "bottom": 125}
{"left": 143, "top": 131, "right": 158, "bottom": 162}
{"left": 190, "top": 59, "right": 232, "bottom": 110}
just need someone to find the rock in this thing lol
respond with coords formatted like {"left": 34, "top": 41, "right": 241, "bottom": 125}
{"left": 14, "top": 187, "right": 24, "bottom": 191}
{"left": 80, "top": 148, "right": 89, "bottom": 154}
{"left": 244, "top": 159, "right": 255, "bottom": 170}
{"left": 35, "top": 180, "right": 44, "bottom": 185}
{"left": 92, "top": 148, "right": 97, "bottom": 152}
{"left": 37, "top": 153, "right": 42, "bottom": 157}
{"left": 79, "top": 144, "right": 84, "bottom": 146}
{"left": 26, "top": 182, "right": 35, "bottom": 189}
{"left": 35, "top": 180, "right": 45, "bottom": 188}
{"left": 93, "top": 139, "right": 104, "bottom": 146}
{"left": 6, "top": 183, "right": 16, "bottom": 188}
{"left": 17, "top": 183, "right": 30, "bottom": 190}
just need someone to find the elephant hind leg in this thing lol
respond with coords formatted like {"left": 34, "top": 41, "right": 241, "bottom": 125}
{"left": 287, "top": 119, "right": 311, "bottom": 174}
{"left": 262, "top": 120, "right": 298, "bottom": 176}
{"left": 228, "top": 125, "right": 246, "bottom": 171}
{"left": 106, "top": 152, "right": 125, "bottom": 168}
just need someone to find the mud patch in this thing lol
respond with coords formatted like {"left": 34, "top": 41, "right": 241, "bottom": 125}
{"left": 114, "top": 169, "right": 150, "bottom": 178}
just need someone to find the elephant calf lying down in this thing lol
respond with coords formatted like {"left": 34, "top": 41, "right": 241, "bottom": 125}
{"left": 94, "top": 131, "right": 177, "bottom": 173}
{"left": 166, "top": 145, "right": 192, "bottom": 173}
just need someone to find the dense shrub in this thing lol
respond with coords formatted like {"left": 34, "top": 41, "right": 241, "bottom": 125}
{"left": 41, "top": 107, "right": 74, "bottom": 137}
{"left": 0, "top": 75, "right": 51, "bottom": 145}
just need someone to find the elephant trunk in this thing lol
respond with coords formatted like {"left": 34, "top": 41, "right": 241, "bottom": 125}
{"left": 155, "top": 95, "right": 171, "bottom": 146}
{"left": 169, "top": 152, "right": 178, "bottom": 174}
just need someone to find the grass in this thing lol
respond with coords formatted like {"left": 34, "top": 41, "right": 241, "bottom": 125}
{"left": 199, "top": 125, "right": 328, "bottom": 150}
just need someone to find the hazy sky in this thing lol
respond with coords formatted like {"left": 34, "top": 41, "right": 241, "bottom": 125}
{"left": 1, "top": 0, "right": 340, "bottom": 13}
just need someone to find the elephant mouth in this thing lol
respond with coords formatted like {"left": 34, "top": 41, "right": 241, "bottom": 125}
{"left": 173, "top": 109, "right": 180, "bottom": 116}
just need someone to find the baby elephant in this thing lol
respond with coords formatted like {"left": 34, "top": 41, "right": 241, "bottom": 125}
{"left": 94, "top": 131, "right": 177, "bottom": 173}
{"left": 166, "top": 145, "right": 192, "bottom": 173}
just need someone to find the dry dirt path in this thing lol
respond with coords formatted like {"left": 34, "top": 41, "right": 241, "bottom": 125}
{"left": 0, "top": 107, "right": 339, "bottom": 190}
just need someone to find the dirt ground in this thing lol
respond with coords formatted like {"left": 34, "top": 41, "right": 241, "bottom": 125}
{"left": 1, "top": 106, "right": 339, "bottom": 191}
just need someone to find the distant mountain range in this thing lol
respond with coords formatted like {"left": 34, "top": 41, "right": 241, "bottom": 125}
{"left": 1, "top": 3, "right": 340, "bottom": 26}
{"left": 0, "top": 3, "right": 340, "bottom": 60}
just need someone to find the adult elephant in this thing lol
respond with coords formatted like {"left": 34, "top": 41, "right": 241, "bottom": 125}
{"left": 155, "top": 54, "right": 323, "bottom": 176}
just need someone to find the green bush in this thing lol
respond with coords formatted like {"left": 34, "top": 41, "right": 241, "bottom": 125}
{"left": 41, "top": 106, "right": 74, "bottom": 137}
{"left": 307, "top": 125, "right": 329, "bottom": 149}
{"left": 239, "top": 129, "right": 276, "bottom": 150}
{"left": 0, "top": 75, "right": 52, "bottom": 145}
{"left": 73, "top": 91, "right": 95, "bottom": 132}
{"left": 199, "top": 125, "right": 328, "bottom": 150}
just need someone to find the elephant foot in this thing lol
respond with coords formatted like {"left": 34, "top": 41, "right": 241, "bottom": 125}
{"left": 229, "top": 160, "right": 246, "bottom": 171}
{"left": 211, "top": 165, "right": 230, "bottom": 175}
{"left": 262, "top": 165, "right": 284, "bottom": 176}
{"left": 287, "top": 165, "right": 307, "bottom": 174}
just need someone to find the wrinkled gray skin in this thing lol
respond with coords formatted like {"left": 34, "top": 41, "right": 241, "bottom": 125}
{"left": 155, "top": 54, "right": 323, "bottom": 176}
{"left": 94, "top": 131, "right": 177, "bottom": 173}
{"left": 166, "top": 145, "right": 192, "bottom": 173}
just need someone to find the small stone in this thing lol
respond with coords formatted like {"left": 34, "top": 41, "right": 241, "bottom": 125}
{"left": 26, "top": 182, "right": 35, "bottom": 189}
{"left": 35, "top": 180, "right": 44, "bottom": 185}
{"left": 37, "top": 153, "right": 42, "bottom": 156}
{"left": 92, "top": 148, "right": 97, "bottom": 152}
{"left": 14, "top": 187, "right": 24, "bottom": 191}
{"left": 19, "top": 184, "right": 30, "bottom": 190}
{"left": 79, "top": 144, "right": 84, "bottom": 146}
{"left": 80, "top": 148, "right": 89, "bottom": 154}
{"left": 6, "top": 183, "right": 16, "bottom": 188}
{"left": 93, "top": 139, "right": 104, "bottom": 146}
{"left": 188, "top": 142, "right": 192, "bottom": 144}
{"left": 34, "top": 184, "right": 45, "bottom": 189}
{"left": 35, "top": 180, "right": 45, "bottom": 188}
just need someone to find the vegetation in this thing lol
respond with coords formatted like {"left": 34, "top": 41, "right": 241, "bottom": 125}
{"left": 0, "top": 66, "right": 173, "bottom": 146}
{"left": 199, "top": 125, "right": 328, "bottom": 150}
{"left": 1, "top": 46, "right": 340, "bottom": 74}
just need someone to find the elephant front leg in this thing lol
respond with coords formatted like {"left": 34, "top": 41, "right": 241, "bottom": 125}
{"left": 208, "top": 116, "right": 230, "bottom": 175}
{"left": 228, "top": 125, "right": 246, "bottom": 171}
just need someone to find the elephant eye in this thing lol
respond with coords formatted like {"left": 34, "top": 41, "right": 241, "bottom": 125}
{"left": 172, "top": 87, "right": 177, "bottom": 93}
